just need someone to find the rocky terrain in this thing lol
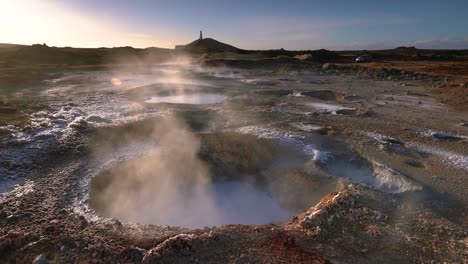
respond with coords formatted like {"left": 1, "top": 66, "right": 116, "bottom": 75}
{"left": 0, "top": 45, "right": 467, "bottom": 263}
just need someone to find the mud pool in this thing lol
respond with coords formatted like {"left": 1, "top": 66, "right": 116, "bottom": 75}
{"left": 89, "top": 131, "right": 310, "bottom": 228}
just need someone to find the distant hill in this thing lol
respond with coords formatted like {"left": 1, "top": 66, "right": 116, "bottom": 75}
{"left": 1, "top": 41, "right": 467, "bottom": 67}
{"left": 0, "top": 43, "right": 26, "bottom": 49}
{"left": 395, "top": 46, "right": 418, "bottom": 51}
{"left": 0, "top": 44, "right": 173, "bottom": 66}
{"left": 181, "top": 38, "right": 240, "bottom": 53}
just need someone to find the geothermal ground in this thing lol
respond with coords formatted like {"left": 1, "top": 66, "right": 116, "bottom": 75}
{"left": 0, "top": 58, "right": 467, "bottom": 263}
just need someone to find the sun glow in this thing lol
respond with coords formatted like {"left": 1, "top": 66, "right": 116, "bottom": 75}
{"left": 0, "top": 0, "right": 170, "bottom": 48}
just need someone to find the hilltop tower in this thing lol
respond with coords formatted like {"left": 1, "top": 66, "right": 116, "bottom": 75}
{"left": 199, "top": 30, "right": 203, "bottom": 40}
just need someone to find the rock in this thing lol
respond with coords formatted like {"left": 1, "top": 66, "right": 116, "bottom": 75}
{"left": 6, "top": 214, "right": 18, "bottom": 223}
{"left": 85, "top": 115, "right": 111, "bottom": 123}
{"left": 78, "top": 215, "right": 88, "bottom": 228}
{"left": 336, "top": 109, "right": 356, "bottom": 115}
{"left": 344, "top": 95, "right": 365, "bottom": 101}
{"left": 32, "top": 254, "right": 49, "bottom": 264}
{"left": 404, "top": 160, "right": 424, "bottom": 168}
{"left": 383, "top": 138, "right": 404, "bottom": 145}
{"left": 407, "top": 91, "right": 426, "bottom": 96}
{"left": 116, "top": 247, "right": 146, "bottom": 263}
{"left": 60, "top": 245, "right": 70, "bottom": 254}
{"left": 142, "top": 234, "right": 197, "bottom": 264}
{"left": 68, "top": 117, "right": 88, "bottom": 129}
{"left": 431, "top": 132, "right": 462, "bottom": 141}
{"left": 322, "top": 63, "right": 334, "bottom": 71}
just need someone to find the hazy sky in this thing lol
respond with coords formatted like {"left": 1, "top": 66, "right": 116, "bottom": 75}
{"left": 1, "top": 0, "right": 467, "bottom": 50}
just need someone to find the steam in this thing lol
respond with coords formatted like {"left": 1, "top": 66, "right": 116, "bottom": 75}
{"left": 86, "top": 55, "right": 316, "bottom": 228}
{"left": 91, "top": 117, "right": 290, "bottom": 228}
{"left": 93, "top": 118, "right": 214, "bottom": 227}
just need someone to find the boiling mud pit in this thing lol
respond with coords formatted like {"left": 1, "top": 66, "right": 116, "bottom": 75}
{"left": 90, "top": 132, "right": 309, "bottom": 228}
{"left": 88, "top": 118, "right": 421, "bottom": 228}
{"left": 1, "top": 62, "right": 467, "bottom": 263}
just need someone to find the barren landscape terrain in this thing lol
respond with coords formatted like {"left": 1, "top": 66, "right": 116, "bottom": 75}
{"left": 0, "top": 43, "right": 467, "bottom": 263}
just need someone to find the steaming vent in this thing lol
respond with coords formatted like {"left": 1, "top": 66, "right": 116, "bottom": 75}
{"left": 89, "top": 120, "right": 324, "bottom": 228}
{"left": 88, "top": 116, "right": 422, "bottom": 228}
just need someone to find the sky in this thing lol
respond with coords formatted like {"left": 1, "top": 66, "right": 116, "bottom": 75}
{"left": 1, "top": 0, "right": 467, "bottom": 50}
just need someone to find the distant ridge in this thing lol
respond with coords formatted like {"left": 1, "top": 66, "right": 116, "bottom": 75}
{"left": 0, "top": 44, "right": 172, "bottom": 66}
{"left": 395, "top": 46, "right": 418, "bottom": 51}
{"left": 0, "top": 43, "right": 26, "bottom": 49}
{"left": 181, "top": 38, "right": 240, "bottom": 53}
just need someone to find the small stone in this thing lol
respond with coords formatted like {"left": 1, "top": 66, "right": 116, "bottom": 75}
{"left": 335, "top": 109, "right": 356, "bottom": 115}
{"left": 85, "top": 115, "right": 111, "bottom": 123}
{"left": 78, "top": 215, "right": 88, "bottom": 228}
{"left": 431, "top": 132, "right": 461, "bottom": 141}
{"left": 32, "top": 254, "right": 49, "bottom": 264}
{"left": 60, "top": 245, "right": 70, "bottom": 254}
{"left": 322, "top": 63, "right": 336, "bottom": 71}
{"left": 6, "top": 214, "right": 17, "bottom": 223}
{"left": 404, "top": 160, "right": 424, "bottom": 168}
